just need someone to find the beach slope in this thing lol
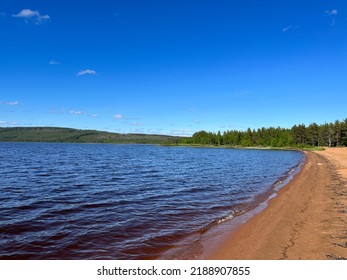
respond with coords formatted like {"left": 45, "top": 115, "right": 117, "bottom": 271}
{"left": 209, "top": 148, "right": 347, "bottom": 260}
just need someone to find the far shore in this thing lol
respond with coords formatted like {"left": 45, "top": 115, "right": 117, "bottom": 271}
{"left": 207, "top": 147, "right": 347, "bottom": 260}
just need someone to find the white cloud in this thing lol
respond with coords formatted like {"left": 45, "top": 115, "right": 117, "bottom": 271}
{"left": 69, "top": 110, "right": 98, "bottom": 117}
{"left": 282, "top": 25, "right": 293, "bottom": 32}
{"left": 325, "top": 9, "right": 338, "bottom": 26}
{"left": 49, "top": 59, "right": 60, "bottom": 65}
{"left": 129, "top": 128, "right": 145, "bottom": 134}
{"left": 234, "top": 90, "right": 251, "bottom": 96}
{"left": 169, "top": 129, "right": 194, "bottom": 137}
{"left": 77, "top": 69, "right": 97, "bottom": 76}
{"left": 331, "top": 18, "right": 336, "bottom": 26}
{"left": 125, "top": 117, "right": 142, "bottom": 121}
{"left": 0, "top": 120, "right": 17, "bottom": 125}
{"left": 70, "top": 110, "right": 84, "bottom": 115}
{"left": 146, "top": 128, "right": 164, "bottom": 134}
{"left": 113, "top": 114, "right": 123, "bottom": 120}
{"left": 326, "top": 9, "right": 338, "bottom": 16}
{"left": 1, "top": 101, "right": 19, "bottom": 106}
{"left": 129, "top": 122, "right": 144, "bottom": 126}
{"left": 12, "top": 9, "right": 50, "bottom": 24}
{"left": 7, "top": 101, "right": 19, "bottom": 105}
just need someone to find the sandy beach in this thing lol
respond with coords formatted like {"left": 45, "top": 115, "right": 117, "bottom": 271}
{"left": 208, "top": 148, "right": 347, "bottom": 260}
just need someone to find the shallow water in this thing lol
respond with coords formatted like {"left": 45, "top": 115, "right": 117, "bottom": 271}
{"left": 0, "top": 143, "right": 303, "bottom": 259}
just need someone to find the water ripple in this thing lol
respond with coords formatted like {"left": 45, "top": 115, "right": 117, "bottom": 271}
{"left": 0, "top": 143, "right": 303, "bottom": 259}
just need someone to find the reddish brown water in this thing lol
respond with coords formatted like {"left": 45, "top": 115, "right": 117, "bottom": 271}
{"left": 0, "top": 143, "right": 303, "bottom": 259}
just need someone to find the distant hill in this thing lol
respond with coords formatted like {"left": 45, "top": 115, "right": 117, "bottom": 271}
{"left": 0, "top": 127, "right": 183, "bottom": 144}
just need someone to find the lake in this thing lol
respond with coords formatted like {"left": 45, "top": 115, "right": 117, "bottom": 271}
{"left": 0, "top": 143, "right": 304, "bottom": 259}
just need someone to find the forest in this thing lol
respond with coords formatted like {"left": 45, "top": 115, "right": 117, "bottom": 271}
{"left": 182, "top": 118, "right": 347, "bottom": 148}
{"left": 0, "top": 127, "right": 180, "bottom": 144}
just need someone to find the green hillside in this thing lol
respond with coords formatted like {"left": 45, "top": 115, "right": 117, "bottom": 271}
{"left": 0, "top": 127, "right": 182, "bottom": 144}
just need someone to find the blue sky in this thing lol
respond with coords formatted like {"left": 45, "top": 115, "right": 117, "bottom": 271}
{"left": 1, "top": 0, "right": 347, "bottom": 136}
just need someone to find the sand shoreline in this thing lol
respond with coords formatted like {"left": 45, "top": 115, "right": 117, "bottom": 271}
{"left": 207, "top": 148, "right": 347, "bottom": 260}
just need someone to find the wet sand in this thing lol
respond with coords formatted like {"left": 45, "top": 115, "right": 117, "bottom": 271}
{"left": 208, "top": 148, "right": 347, "bottom": 260}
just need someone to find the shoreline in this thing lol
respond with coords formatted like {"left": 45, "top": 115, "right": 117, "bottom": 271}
{"left": 158, "top": 150, "right": 305, "bottom": 260}
{"left": 206, "top": 148, "right": 347, "bottom": 260}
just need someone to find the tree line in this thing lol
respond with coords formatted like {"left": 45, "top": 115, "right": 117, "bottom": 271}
{"left": 182, "top": 118, "right": 347, "bottom": 148}
{"left": 0, "top": 127, "right": 180, "bottom": 144}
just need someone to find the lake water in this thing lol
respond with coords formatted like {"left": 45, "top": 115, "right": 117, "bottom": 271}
{"left": 0, "top": 143, "right": 304, "bottom": 259}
